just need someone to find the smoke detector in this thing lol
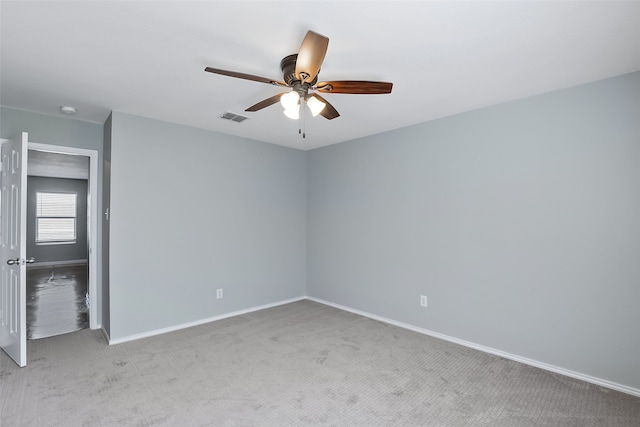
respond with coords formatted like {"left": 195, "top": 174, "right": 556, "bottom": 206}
{"left": 60, "top": 106, "right": 77, "bottom": 115}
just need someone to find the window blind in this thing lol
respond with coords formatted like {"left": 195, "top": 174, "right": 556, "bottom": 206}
{"left": 36, "top": 192, "right": 77, "bottom": 243}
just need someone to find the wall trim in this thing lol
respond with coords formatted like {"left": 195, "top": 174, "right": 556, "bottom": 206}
{"left": 108, "top": 296, "right": 306, "bottom": 346}
{"left": 306, "top": 296, "right": 640, "bottom": 398}
{"left": 103, "top": 294, "right": 639, "bottom": 397}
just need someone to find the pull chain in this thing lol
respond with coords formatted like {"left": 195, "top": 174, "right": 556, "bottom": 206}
{"left": 301, "top": 99, "right": 306, "bottom": 138}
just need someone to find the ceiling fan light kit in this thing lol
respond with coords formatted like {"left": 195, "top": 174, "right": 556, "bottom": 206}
{"left": 279, "top": 91, "right": 326, "bottom": 120}
{"left": 306, "top": 95, "right": 326, "bottom": 117}
{"left": 205, "top": 30, "right": 393, "bottom": 137}
{"left": 280, "top": 91, "right": 300, "bottom": 110}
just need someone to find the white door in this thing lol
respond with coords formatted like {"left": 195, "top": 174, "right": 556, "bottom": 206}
{"left": 0, "top": 132, "right": 29, "bottom": 367}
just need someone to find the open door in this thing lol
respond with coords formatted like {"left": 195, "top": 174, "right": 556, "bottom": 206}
{"left": 0, "top": 132, "right": 29, "bottom": 367}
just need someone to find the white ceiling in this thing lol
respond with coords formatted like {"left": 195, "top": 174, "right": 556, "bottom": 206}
{"left": 1, "top": 1, "right": 639, "bottom": 151}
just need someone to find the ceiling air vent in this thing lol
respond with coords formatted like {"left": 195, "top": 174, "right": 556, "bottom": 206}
{"left": 220, "top": 112, "right": 249, "bottom": 123}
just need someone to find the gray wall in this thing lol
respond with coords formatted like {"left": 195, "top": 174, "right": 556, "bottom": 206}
{"left": 307, "top": 71, "right": 640, "bottom": 390}
{"left": 107, "top": 112, "right": 307, "bottom": 341}
{"left": 26, "top": 176, "right": 88, "bottom": 263}
{"left": 3, "top": 72, "right": 638, "bottom": 392}
{"left": 0, "top": 107, "right": 103, "bottom": 152}
{"left": 0, "top": 106, "right": 104, "bottom": 325}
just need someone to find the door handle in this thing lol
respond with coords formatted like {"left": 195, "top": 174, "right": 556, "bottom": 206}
{"left": 5, "top": 257, "right": 35, "bottom": 265}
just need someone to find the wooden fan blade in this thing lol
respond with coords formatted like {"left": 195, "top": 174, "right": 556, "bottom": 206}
{"left": 205, "top": 67, "right": 286, "bottom": 87}
{"left": 245, "top": 93, "right": 286, "bottom": 112}
{"left": 295, "top": 31, "right": 329, "bottom": 83}
{"left": 311, "top": 93, "right": 340, "bottom": 120}
{"left": 315, "top": 81, "right": 393, "bottom": 94}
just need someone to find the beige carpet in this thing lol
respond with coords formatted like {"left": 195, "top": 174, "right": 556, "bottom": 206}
{"left": 1, "top": 300, "right": 639, "bottom": 426}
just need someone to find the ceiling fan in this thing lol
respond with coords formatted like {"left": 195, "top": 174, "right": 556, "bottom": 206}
{"left": 204, "top": 30, "right": 393, "bottom": 127}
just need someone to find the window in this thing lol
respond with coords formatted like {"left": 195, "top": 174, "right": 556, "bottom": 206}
{"left": 36, "top": 192, "right": 77, "bottom": 244}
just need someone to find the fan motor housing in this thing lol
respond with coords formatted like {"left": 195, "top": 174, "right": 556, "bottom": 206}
{"left": 281, "top": 54, "right": 317, "bottom": 87}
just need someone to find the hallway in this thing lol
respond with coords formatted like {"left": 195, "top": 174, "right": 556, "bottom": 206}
{"left": 26, "top": 263, "right": 89, "bottom": 340}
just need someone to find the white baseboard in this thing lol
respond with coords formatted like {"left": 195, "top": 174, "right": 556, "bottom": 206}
{"left": 306, "top": 296, "right": 640, "bottom": 398}
{"left": 108, "top": 296, "right": 306, "bottom": 346}
{"left": 101, "top": 294, "right": 639, "bottom": 398}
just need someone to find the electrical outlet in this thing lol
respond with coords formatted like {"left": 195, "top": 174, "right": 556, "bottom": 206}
{"left": 420, "top": 295, "right": 428, "bottom": 307}
{"left": 216, "top": 289, "right": 223, "bottom": 299}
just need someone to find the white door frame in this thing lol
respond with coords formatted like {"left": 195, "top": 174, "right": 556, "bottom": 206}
{"left": 26, "top": 142, "right": 100, "bottom": 330}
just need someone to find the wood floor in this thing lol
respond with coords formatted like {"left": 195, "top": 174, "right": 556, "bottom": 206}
{"left": 26, "top": 263, "right": 89, "bottom": 340}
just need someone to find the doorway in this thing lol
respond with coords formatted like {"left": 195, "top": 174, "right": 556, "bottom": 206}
{"left": 27, "top": 143, "right": 99, "bottom": 332}
{"left": 25, "top": 172, "right": 89, "bottom": 339}
{"left": 0, "top": 135, "right": 99, "bottom": 366}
